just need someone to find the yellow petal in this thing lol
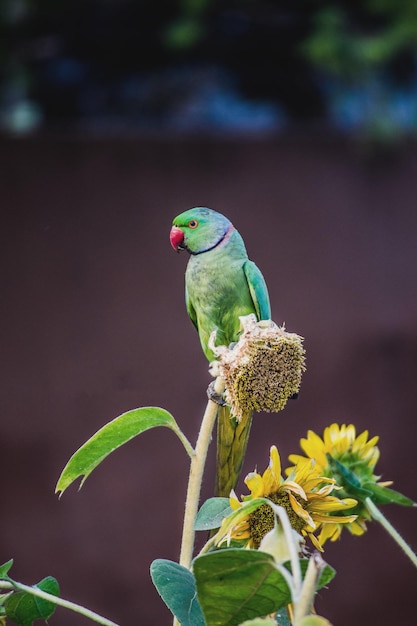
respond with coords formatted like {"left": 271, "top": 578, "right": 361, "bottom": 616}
{"left": 318, "top": 523, "right": 342, "bottom": 544}
{"left": 287, "top": 454, "right": 312, "bottom": 472}
{"left": 230, "top": 526, "right": 251, "bottom": 541}
{"left": 288, "top": 492, "right": 315, "bottom": 528}
{"left": 308, "top": 531, "right": 324, "bottom": 552}
{"left": 323, "top": 424, "right": 339, "bottom": 448}
{"left": 313, "top": 513, "right": 357, "bottom": 525}
{"left": 301, "top": 476, "right": 334, "bottom": 494}
{"left": 284, "top": 480, "right": 307, "bottom": 501}
{"left": 262, "top": 445, "right": 282, "bottom": 494}
{"left": 352, "top": 429, "right": 369, "bottom": 451}
{"left": 313, "top": 484, "right": 336, "bottom": 497}
{"left": 229, "top": 490, "right": 242, "bottom": 511}
{"left": 349, "top": 519, "right": 367, "bottom": 536}
{"left": 244, "top": 472, "right": 265, "bottom": 498}
{"left": 309, "top": 497, "right": 357, "bottom": 513}
{"left": 291, "top": 459, "right": 323, "bottom": 488}
{"left": 365, "top": 435, "right": 379, "bottom": 449}
{"left": 300, "top": 431, "right": 327, "bottom": 467}
{"left": 378, "top": 480, "right": 393, "bottom": 487}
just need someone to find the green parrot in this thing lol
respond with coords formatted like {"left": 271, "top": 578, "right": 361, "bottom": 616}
{"left": 170, "top": 207, "right": 271, "bottom": 497}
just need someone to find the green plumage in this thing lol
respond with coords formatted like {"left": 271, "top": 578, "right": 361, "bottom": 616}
{"left": 171, "top": 207, "right": 271, "bottom": 496}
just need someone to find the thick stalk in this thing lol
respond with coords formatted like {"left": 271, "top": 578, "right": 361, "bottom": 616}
{"left": 173, "top": 378, "right": 224, "bottom": 626}
{"left": 178, "top": 377, "right": 224, "bottom": 569}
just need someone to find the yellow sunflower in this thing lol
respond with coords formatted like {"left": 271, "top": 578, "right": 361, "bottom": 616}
{"left": 216, "top": 445, "right": 357, "bottom": 552}
{"left": 286, "top": 423, "right": 390, "bottom": 542}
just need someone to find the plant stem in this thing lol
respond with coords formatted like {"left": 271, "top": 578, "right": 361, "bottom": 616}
{"left": 365, "top": 497, "right": 417, "bottom": 569}
{"left": 179, "top": 376, "right": 225, "bottom": 569}
{"left": 293, "top": 552, "right": 325, "bottom": 625}
{"left": 272, "top": 504, "right": 302, "bottom": 596}
{"left": 172, "top": 426, "right": 195, "bottom": 459}
{"left": 0, "top": 580, "right": 119, "bottom": 626}
{"left": 197, "top": 535, "right": 217, "bottom": 557}
{"left": 173, "top": 377, "right": 224, "bottom": 626}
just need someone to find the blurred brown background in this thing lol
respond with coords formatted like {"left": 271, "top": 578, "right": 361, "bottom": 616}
{"left": 1, "top": 135, "right": 417, "bottom": 625}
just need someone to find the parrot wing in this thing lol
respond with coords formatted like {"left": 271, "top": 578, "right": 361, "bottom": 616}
{"left": 185, "top": 286, "right": 198, "bottom": 331}
{"left": 243, "top": 260, "right": 271, "bottom": 320}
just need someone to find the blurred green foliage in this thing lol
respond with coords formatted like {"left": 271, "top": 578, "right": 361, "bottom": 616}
{"left": 1, "top": 0, "right": 417, "bottom": 135}
{"left": 303, "top": 3, "right": 417, "bottom": 78}
{"left": 163, "top": 0, "right": 209, "bottom": 49}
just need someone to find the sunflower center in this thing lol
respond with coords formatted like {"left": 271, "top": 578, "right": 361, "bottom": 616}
{"left": 249, "top": 491, "right": 306, "bottom": 548}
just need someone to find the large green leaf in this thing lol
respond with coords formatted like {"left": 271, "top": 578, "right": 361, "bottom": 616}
{"left": 4, "top": 577, "right": 59, "bottom": 626}
{"left": 56, "top": 407, "right": 191, "bottom": 495}
{"left": 194, "top": 551, "right": 335, "bottom": 626}
{"left": 195, "top": 498, "right": 232, "bottom": 531}
{"left": 150, "top": 559, "right": 205, "bottom": 626}
{"left": 194, "top": 549, "right": 291, "bottom": 626}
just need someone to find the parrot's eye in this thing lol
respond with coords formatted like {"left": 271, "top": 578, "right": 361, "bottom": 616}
{"left": 188, "top": 219, "right": 198, "bottom": 229}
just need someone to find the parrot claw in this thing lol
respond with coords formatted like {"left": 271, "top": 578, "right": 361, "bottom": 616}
{"left": 207, "top": 381, "right": 227, "bottom": 406}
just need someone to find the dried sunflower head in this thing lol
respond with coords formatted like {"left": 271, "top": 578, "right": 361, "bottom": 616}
{"left": 210, "top": 314, "right": 306, "bottom": 422}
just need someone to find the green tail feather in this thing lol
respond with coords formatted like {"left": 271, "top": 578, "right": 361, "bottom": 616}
{"left": 215, "top": 405, "right": 253, "bottom": 497}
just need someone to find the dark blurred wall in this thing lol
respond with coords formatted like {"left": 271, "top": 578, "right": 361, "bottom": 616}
{"left": 1, "top": 136, "right": 417, "bottom": 625}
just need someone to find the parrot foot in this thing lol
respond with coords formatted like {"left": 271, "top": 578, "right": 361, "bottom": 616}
{"left": 207, "top": 381, "right": 227, "bottom": 406}
{"left": 290, "top": 392, "right": 299, "bottom": 400}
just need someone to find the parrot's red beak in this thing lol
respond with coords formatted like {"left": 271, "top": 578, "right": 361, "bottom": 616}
{"left": 170, "top": 225, "right": 185, "bottom": 251}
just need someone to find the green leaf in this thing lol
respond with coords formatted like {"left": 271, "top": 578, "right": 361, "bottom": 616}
{"left": 213, "top": 498, "right": 269, "bottom": 542}
{"left": 0, "top": 561, "right": 13, "bottom": 579}
{"left": 363, "top": 482, "right": 416, "bottom": 507}
{"left": 326, "top": 455, "right": 373, "bottom": 500}
{"left": 195, "top": 498, "right": 232, "bottom": 531}
{"left": 164, "top": 17, "right": 204, "bottom": 49}
{"left": 56, "top": 407, "right": 190, "bottom": 495}
{"left": 150, "top": 559, "right": 205, "bottom": 626}
{"left": 194, "top": 549, "right": 292, "bottom": 625}
{"left": 4, "top": 577, "right": 59, "bottom": 626}
{"left": 194, "top": 551, "right": 335, "bottom": 626}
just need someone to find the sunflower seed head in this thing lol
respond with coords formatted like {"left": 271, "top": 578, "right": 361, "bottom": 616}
{"left": 210, "top": 314, "right": 306, "bottom": 421}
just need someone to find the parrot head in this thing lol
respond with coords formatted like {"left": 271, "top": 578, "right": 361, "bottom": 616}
{"left": 170, "top": 207, "right": 233, "bottom": 255}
